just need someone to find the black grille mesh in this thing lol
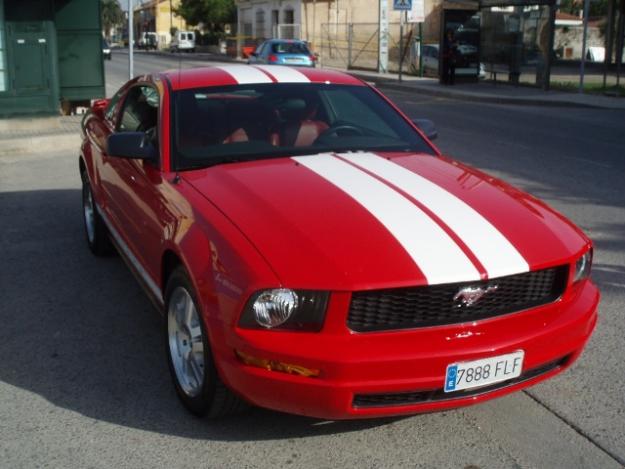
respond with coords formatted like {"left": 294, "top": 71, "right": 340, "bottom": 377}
{"left": 348, "top": 266, "right": 568, "bottom": 332}
{"left": 352, "top": 355, "right": 569, "bottom": 408}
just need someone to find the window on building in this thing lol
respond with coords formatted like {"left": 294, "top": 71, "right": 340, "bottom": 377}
{"left": 283, "top": 8, "right": 294, "bottom": 24}
{"left": 0, "top": 0, "right": 7, "bottom": 92}
{"left": 255, "top": 9, "right": 266, "bottom": 39}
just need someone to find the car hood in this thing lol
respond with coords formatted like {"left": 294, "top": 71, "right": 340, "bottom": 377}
{"left": 182, "top": 152, "right": 588, "bottom": 290}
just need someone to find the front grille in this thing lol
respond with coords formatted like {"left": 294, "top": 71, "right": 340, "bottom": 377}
{"left": 353, "top": 355, "right": 569, "bottom": 408}
{"left": 347, "top": 266, "right": 568, "bottom": 332}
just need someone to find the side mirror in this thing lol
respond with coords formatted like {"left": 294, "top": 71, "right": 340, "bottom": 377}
{"left": 412, "top": 118, "right": 438, "bottom": 141}
{"left": 106, "top": 132, "right": 158, "bottom": 160}
{"left": 250, "top": 51, "right": 258, "bottom": 57}
{"left": 91, "top": 98, "right": 109, "bottom": 119}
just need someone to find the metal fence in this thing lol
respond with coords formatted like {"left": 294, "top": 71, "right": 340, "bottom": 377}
{"left": 275, "top": 23, "right": 301, "bottom": 40}
{"left": 318, "top": 22, "right": 418, "bottom": 72}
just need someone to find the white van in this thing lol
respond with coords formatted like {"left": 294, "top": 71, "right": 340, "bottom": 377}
{"left": 171, "top": 31, "right": 196, "bottom": 53}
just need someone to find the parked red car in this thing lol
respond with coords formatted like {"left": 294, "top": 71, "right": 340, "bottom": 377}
{"left": 79, "top": 64, "right": 598, "bottom": 419}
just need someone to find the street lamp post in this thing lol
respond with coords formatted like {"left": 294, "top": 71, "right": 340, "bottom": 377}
{"left": 579, "top": 0, "right": 590, "bottom": 93}
{"left": 129, "top": 0, "right": 134, "bottom": 79}
{"left": 170, "top": 0, "right": 174, "bottom": 44}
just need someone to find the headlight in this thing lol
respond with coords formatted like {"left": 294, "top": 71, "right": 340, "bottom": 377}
{"left": 252, "top": 289, "right": 298, "bottom": 328}
{"left": 239, "top": 289, "right": 329, "bottom": 331}
{"left": 573, "top": 249, "right": 592, "bottom": 283}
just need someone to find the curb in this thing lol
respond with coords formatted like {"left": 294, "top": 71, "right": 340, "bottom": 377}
{"left": 125, "top": 49, "right": 239, "bottom": 64}
{"left": 352, "top": 75, "right": 608, "bottom": 110}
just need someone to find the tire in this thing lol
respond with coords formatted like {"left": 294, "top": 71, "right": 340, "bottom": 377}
{"left": 164, "top": 266, "right": 248, "bottom": 417}
{"left": 81, "top": 171, "right": 114, "bottom": 256}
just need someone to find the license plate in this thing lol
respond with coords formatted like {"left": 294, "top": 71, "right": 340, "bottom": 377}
{"left": 444, "top": 351, "right": 524, "bottom": 393}
{"left": 284, "top": 58, "right": 303, "bottom": 63}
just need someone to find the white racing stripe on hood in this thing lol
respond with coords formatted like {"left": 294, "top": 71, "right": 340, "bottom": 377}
{"left": 340, "top": 152, "right": 529, "bottom": 278}
{"left": 254, "top": 65, "right": 310, "bottom": 83}
{"left": 214, "top": 64, "right": 273, "bottom": 84}
{"left": 293, "top": 154, "right": 481, "bottom": 285}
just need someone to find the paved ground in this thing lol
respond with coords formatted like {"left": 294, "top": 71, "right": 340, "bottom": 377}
{"left": 1, "top": 52, "right": 624, "bottom": 468}
{"left": 108, "top": 50, "right": 625, "bottom": 110}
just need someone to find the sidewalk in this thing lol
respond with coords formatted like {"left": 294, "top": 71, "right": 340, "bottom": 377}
{"left": 336, "top": 68, "right": 625, "bottom": 110}
{"left": 127, "top": 49, "right": 625, "bottom": 110}
{"left": 0, "top": 115, "right": 81, "bottom": 157}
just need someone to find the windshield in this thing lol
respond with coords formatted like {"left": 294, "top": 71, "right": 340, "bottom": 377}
{"left": 271, "top": 42, "right": 310, "bottom": 54}
{"left": 172, "top": 83, "right": 435, "bottom": 170}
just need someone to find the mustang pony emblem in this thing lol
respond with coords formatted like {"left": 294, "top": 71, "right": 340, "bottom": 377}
{"left": 453, "top": 285, "right": 499, "bottom": 307}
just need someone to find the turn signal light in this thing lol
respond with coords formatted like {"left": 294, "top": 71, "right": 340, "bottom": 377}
{"left": 235, "top": 350, "right": 320, "bottom": 377}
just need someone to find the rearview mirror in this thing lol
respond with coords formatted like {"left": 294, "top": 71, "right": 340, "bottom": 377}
{"left": 412, "top": 118, "right": 438, "bottom": 141}
{"left": 106, "top": 132, "right": 158, "bottom": 160}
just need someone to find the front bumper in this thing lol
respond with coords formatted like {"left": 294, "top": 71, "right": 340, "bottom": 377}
{"left": 212, "top": 280, "right": 598, "bottom": 419}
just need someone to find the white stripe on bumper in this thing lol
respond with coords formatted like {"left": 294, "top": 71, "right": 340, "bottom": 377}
{"left": 339, "top": 152, "right": 529, "bottom": 279}
{"left": 293, "top": 154, "right": 481, "bottom": 285}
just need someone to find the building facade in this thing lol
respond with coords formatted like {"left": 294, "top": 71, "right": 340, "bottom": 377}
{"left": 133, "top": 0, "right": 187, "bottom": 48}
{"left": 234, "top": 0, "right": 443, "bottom": 71}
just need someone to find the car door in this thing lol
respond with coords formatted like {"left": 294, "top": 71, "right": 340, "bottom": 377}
{"left": 84, "top": 86, "right": 125, "bottom": 216}
{"left": 251, "top": 42, "right": 266, "bottom": 64}
{"left": 104, "top": 83, "right": 165, "bottom": 284}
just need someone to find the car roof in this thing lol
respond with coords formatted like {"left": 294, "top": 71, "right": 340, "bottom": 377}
{"left": 268, "top": 39, "right": 306, "bottom": 44}
{"left": 161, "top": 64, "right": 365, "bottom": 91}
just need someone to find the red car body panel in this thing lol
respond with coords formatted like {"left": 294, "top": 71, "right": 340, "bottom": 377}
{"left": 80, "top": 65, "right": 598, "bottom": 419}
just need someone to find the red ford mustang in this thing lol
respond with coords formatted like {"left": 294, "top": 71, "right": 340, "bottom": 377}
{"left": 80, "top": 65, "right": 598, "bottom": 419}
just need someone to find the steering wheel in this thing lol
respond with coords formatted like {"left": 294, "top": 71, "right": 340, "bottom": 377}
{"left": 318, "top": 123, "right": 364, "bottom": 139}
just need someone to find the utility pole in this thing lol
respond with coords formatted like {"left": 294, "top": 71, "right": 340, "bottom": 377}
{"left": 170, "top": 0, "right": 174, "bottom": 37}
{"left": 579, "top": 0, "right": 590, "bottom": 93}
{"left": 129, "top": 0, "right": 134, "bottom": 80}
{"left": 378, "top": 0, "right": 389, "bottom": 73}
{"left": 603, "top": 0, "right": 615, "bottom": 90}
{"left": 399, "top": 13, "right": 404, "bottom": 82}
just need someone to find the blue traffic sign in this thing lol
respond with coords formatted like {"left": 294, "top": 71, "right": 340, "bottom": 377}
{"left": 393, "top": 0, "right": 412, "bottom": 10}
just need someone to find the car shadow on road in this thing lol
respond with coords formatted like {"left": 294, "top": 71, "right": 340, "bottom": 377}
{"left": 0, "top": 189, "right": 405, "bottom": 440}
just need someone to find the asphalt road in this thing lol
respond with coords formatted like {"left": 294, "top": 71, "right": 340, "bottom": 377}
{"left": 1, "top": 51, "right": 624, "bottom": 468}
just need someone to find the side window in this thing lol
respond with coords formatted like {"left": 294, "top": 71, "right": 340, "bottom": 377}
{"left": 104, "top": 89, "right": 124, "bottom": 124}
{"left": 118, "top": 85, "right": 159, "bottom": 135}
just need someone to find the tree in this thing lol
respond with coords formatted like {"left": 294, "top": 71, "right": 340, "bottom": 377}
{"left": 176, "top": 0, "right": 236, "bottom": 31}
{"left": 101, "top": 0, "right": 124, "bottom": 41}
{"left": 559, "top": 0, "right": 609, "bottom": 17}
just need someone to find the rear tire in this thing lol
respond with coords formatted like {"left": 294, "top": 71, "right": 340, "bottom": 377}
{"left": 164, "top": 266, "right": 248, "bottom": 417}
{"left": 81, "top": 171, "right": 114, "bottom": 256}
